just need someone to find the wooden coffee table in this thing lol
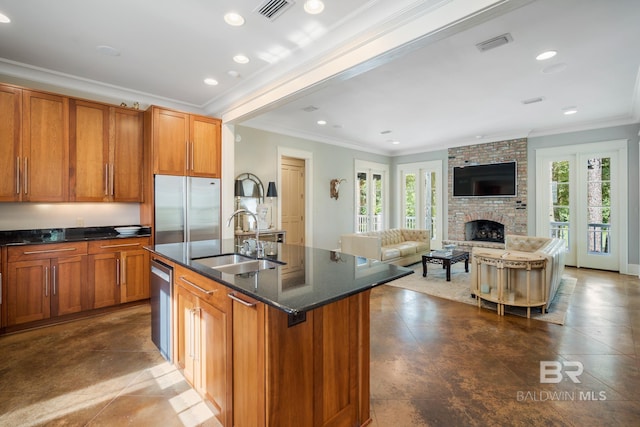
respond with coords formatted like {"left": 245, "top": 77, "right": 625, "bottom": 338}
{"left": 422, "top": 250, "right": 469, "bottom": 281}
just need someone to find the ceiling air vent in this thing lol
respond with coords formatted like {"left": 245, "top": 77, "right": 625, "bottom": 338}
{"left": 302, "top": 105, "right": 318, "bottom": 112}
{"left": 256, "top": 0, "right": 296, "bottom": 21}
{"left": 476, "top": 33, "right": 513, "bottom": 52}
{"left": 522, "top": 96, "right": 545, "bottom": 105}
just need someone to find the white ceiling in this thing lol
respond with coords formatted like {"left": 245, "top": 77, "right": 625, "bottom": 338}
{"left": 1, "top": 0, "right": 639, "bottom": 156}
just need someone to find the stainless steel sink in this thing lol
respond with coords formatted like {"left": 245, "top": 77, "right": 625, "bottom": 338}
{"left": 194, "top": 254, "right": 255, "bottom": 268}
{"left": 213, "top": 259, "right": 281, "bottom": 274}
{"left": 193, "top": 254, "right": 284, "bottom": 275}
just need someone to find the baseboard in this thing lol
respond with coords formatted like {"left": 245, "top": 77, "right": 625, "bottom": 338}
{"left": 625, "top": 263, "right": 640, "bottom": 277}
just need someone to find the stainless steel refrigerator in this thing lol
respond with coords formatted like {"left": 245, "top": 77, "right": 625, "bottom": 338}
{"left": 154, "top": 175, "right": 221, "bottom": 244}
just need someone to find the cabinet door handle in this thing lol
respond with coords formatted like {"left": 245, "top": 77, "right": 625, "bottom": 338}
{"left": 190, "top": 141, "right": 194, "bottom": 172}
{"left": 52, "top": 265, "right": 57, "bottom": 296}
{"left": 116, "top": 259, "right": 121, "bottom": 286}
{"left": 23, "top": 157, "right": 28, "bottom": 195}
{"left": 99, "top": 243, "right": 141, "bottom": 249}
{"left": 227, "top": 292, "right": 256, "bottom": 307}
{"left": 44, "top": 266, "right": 49, "bottom": 297}
{"left": 104, "top": 164, "right": 109, "bottom": 196}
{"left": 23, "top": 247, "right": 77, "bottom": 255}
{"left": 16, "top": 157, "right": 20, "bottom": 195}
{"left": 109, "top": 163, "right": 115, "bottom": 196}
{"left": 1, "top": 272, "right": 3, "bottom": 305}
{"left": 179, "top": 276, "right": 217, "bottom": 295}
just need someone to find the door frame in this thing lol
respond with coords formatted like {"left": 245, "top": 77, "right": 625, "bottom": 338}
{"left": 277, "top": 147, "right": 313, "bottom": 248}
{"left": 535, "top": 139, "right": 628, "bottom": 273}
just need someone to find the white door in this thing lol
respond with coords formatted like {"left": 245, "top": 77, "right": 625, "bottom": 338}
{"left": 355, "top": 160, "right": 388, "bottom": 232}
{"left": 536, "top": 140, "right": 627, "bottom": 271}
{"left": 399, "top": 161, "right": 442, "bottom": 249}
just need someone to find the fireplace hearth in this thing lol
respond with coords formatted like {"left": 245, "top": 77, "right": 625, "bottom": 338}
{"left": 465, "top": 220, "right": 505, "bottom": 243}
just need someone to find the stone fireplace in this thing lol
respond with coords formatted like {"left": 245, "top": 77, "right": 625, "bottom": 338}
{"left": 445, "top": 138, "right": 528, "bottom": 250}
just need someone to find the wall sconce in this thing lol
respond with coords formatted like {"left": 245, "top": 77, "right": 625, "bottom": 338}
{"left": 330, "top": 179, "right": 346, "bottom": 200}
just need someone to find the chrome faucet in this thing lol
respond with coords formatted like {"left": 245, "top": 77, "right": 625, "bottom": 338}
{"left": 227, "top": 209, "right": 263, "bottom": 258}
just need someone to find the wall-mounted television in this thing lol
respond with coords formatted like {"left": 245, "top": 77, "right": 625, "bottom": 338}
{"left": 452, "top": 161, "right": 517, "bottom": 197}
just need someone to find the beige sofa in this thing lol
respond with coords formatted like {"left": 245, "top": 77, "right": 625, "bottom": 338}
{"left": 340, "top": 229, "right": 430, "bottom": 266}
{"left": 470, "top": 235, "right": 566, "bottom": 309}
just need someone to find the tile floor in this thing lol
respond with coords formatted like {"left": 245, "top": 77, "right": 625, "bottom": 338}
{"left": 0, "top": 267, "right": 638, "bottom": 426}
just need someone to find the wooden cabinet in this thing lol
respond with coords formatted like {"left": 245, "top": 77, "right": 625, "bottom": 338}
{"left": 5, "top": 242, "right": 87, "bottom": 326}
{"left": 0, "top": 86, "right": 69, "bottom": 202}
{"left": 88, "top": 237, "right": 150, "bottom": 308}
{"left": 22, "top": 90, "right": 69, "bottom": 202}
{"left": 174, "top": 265, "right": 231, "bottom": 427}
{"left": 150, "top": 106, "right": 221, "bottom": 177}
{"left": 0, "top": 84, "right": 22, "bottom": 202}
{"left": 70, "top": 100, "right": 143, "bottom": 202}
{"left": 230, "top": 290, "right": 370, "bottom": 427}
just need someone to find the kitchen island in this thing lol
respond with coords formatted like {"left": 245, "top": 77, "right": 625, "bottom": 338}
{"left": 145, "top": 239, "right": 412, "bottom": 427}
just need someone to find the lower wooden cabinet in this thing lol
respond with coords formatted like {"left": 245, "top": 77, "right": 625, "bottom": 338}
{"left": 231, "top": 290, "right": 370, "bottom": 427}
{"left": 5, "top": 242, "right": 88, "bottom": 326}
{"left": 88, "top": 237, "right": 150, "bottom": 308}
{"left": 174, "top": 265, "right": 232, "bottom": 427}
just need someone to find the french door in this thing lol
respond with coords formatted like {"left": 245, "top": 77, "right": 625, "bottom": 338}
{"left": 355, "top": 160, "right": 388, "bottom": 232}
{"left": 536, "top": 140, "right": 627, "bottom": 271}
{"left": 398, "top": 161, "right": 442, "bottom": 248}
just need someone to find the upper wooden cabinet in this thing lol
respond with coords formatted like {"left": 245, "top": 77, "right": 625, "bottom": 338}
{"left": 0, "top": 85, "right": 21, "bottom": 202}
{"left": 0, "top": 86, "right": 69, "bottom": 202}
{"left": 23, "top": 90, "right": 70, "bottom": 202}
{"left": 70, "top": 99, "right": 143, "bottom": 202}
{"left": 150, "top": 106, "right": 221, "bottom": 177}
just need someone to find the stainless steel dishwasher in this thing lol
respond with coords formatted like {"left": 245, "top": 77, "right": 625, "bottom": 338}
{"left": 150, "top": 258, "right": 172, "bottom": 361}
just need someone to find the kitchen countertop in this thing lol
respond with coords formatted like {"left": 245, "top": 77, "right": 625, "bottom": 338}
{"left": 0, "top": 226, "right": 151, "bottom": 246}
{"left": 146, "top": 239, "right": 414, "bottom": 315}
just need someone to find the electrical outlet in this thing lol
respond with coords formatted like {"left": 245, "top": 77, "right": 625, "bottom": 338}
{"left": 76, "top": 217, "right": 84, "bottom": 227}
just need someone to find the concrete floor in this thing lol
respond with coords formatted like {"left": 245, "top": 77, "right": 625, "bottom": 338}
{"left": 0, "top": 266, "right": 638, "bottom": 426}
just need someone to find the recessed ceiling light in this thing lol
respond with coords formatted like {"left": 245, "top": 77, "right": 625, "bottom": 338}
{"left": 391, "top": 140, "right": 400, "bottom": 145}
{"left": 224, "top": 12, "right": 245, "bottom": 26}
{"left": 475, "top": 135, "right": 485, "bottom": 139}
{"left": 0, "top": 12, "right": 10, "bottom": 23}
{"left": 536, "top": 50, "right": 557, "bottom": 61}
{"left": 233, "top": 54, "right": 249, "bottom": 64}
{"left": 96, "top": 45, "right": 120, "bottom": 56}
{"left": 204, "top": 78, "right": 219, "bottom": 86}
{"left": 562, "top": 106, "right": 578, "bottom": 115}
{"left": 317, "top": 120, "right": 327, "bottom": 125}
{"left": 304, "top": 0, "right": 325, "bottom": 15}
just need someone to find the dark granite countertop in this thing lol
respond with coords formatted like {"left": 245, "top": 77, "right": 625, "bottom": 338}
{"left": 146, "top": 239, "right": 414, "bottom": 315}
{"left": 0, "top": 226, "right": 152, "bottom": 246}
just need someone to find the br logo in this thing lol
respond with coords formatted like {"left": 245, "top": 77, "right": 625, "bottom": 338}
{"left": 540, "top": 361, "right": 584, "bottom": 383}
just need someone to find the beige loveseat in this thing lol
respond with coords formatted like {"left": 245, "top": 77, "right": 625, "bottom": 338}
{"left": 340, "top": 229, "right": 430, "bottom": 266}
{"left": 470, "top": 235, "right": 566, "bottom": 309}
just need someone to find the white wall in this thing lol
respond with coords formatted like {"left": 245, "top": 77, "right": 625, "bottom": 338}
{"left": 0, "top": 203, "right": 141, "bottom": 230}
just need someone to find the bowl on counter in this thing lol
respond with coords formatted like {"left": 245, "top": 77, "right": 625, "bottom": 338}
{"left": 114, "top": 226, "right": 142, "bottom": 236}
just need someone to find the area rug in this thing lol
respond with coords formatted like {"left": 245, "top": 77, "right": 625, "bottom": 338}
{"left": 387, "top": 263, "right": 577, "bottom": 325}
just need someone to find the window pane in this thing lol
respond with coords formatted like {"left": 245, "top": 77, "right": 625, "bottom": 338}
{"left": 404, "top": 173, "right": 416, "bottom": 229}
{"left": 586, "top": 157, "right": 611, "bottom": 254}
{"left": 373, "top": 174, "right": 382, "bottom": 231}
{"left": 357, "top": 172, "right": 368, "bottom": 232}
{"left": 549, "top": 161, "right": 570, "bottom": 249}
